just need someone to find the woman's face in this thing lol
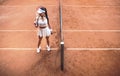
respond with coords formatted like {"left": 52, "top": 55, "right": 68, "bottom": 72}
{"left": 39, "top": 12, "right": 45, "bottom": 17}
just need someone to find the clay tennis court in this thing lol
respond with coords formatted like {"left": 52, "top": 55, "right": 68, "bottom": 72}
{"left": 0, "top": 0, "right": 120, "bottom": 76}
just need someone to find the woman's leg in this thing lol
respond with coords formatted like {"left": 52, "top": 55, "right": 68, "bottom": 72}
{"left": 38, "top": 36, "right": 43, "bottom": 48}
{"left": 37, "top": 36, "right": 43, "bottom": 53}
{"left": 46, "top": 36, "right": 50, "bottom": 51}
{"left": 46, "top": 36, "right": 50, "bottom": 46}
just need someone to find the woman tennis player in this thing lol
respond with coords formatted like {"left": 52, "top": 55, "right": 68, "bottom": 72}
{"left": 34, "top": 7, "right": 52, "bottom": 53}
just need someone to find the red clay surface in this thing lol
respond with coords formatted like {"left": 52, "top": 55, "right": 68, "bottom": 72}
{"left": 0, "top": 0, "right": 120, "bottom": 76}
{"left": 64, "top": 32, "right": 120, "bottom": 48}
{"left": 63, "top": 6, "right": 120, "bottom": 30}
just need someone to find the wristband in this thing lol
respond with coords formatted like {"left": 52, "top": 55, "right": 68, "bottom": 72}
{"left": 50, "top": 29, "right": 53, "bottom": 32}
{"left": 34, "top": 21, "right": 36, "bottom": 24}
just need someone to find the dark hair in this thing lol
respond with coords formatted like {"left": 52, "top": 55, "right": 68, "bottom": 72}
{"left": 40, "top": 7, "right": 50, "bottom": 25}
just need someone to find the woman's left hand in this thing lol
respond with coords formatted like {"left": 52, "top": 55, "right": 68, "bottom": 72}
{"left": 50, "top": 29, "right": 53, "bottom": 34}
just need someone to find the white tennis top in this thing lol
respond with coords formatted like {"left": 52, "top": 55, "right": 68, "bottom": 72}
{"left": 37, "top": 17, "right": 48, "bottom": 27}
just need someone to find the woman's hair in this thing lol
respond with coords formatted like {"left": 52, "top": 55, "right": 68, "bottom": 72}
{"left": 40, "top": 7, "right": 50, "bottom": 25}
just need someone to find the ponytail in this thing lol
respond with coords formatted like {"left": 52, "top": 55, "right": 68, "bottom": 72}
{"left": 40, "top": 7, "right": 50, "bottom": 25}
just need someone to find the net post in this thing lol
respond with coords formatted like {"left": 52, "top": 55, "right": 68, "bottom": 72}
{"left": 60, "top": 41, "right": 64, "bottom": 71}
{"left": 59, "top": 0, "right": 64, "bottom": 71}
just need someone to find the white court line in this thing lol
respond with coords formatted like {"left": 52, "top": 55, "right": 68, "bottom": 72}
{"left": 0, "top": 30, "right": 37, "bottom": 32}
{"left": 63, "top": 5, "right": 120, "bottom": 7}
{"left": 0, "top": 48, "right": 58, "bottom": 51}
{"left": 63, "top": 30, "right": 120, "bottom": 32}
{"left": 66, "top": 48, "right": 120, "bottom": 51}
{"left": 0, "top": 5, "right": 58, "bottom": 7}
{"left": 0, "top": 30, "right": 120, "bottom": 32}
{"left": 0, "top": 30, "right": 57, "bottom": 33}
{"left": 0, "top": 48, "right": 120, "bottom": 51}
{"left": 0, "top": 5, "right": 120, "bottom": 8}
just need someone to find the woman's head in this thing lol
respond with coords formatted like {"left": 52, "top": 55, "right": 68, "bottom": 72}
{"left": 37, "top": 8, "right": 46, "bottom": 17}
{"left": 37, "top": 7, "right": 48, "bottom": 19}
{"left": 37, "top": 6, "right": 49, "bottom": 24}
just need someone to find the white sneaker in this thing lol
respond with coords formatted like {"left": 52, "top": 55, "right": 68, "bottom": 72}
{"left": 46, "top": 45, "right": 50, "bottom": 51}
{"left": 37, "top": 47, "right": 41, "bottom": 53}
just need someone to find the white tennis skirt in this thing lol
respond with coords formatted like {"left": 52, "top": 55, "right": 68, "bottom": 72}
{"left": 37, "top": 27, "right": 51, "bottom": 37}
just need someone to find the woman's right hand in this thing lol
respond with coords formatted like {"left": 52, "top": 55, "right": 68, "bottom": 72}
{"left": 34, "top": 21, "right": 38, "bottom": 28}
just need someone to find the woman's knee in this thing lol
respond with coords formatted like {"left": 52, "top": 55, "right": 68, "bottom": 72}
{"left": 38, "top": 36, "right": 43, "bottom": 40}
{"left": 46, "top": 36, "right": 49, "bottom": 39}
